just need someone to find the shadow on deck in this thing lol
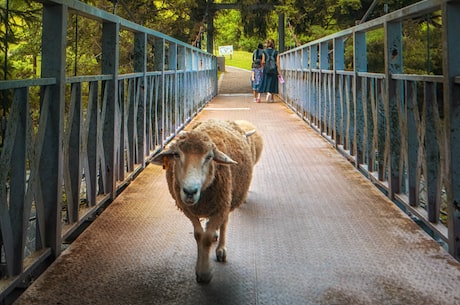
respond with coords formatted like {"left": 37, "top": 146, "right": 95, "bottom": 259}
{"left": 14, "top": 67, "right": 460, "bottom": 305}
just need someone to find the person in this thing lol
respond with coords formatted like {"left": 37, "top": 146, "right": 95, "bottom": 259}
{"left": 252, "top": 43, "right": 263, "bottom": 68}
{"left": 251, "top": 60, "right": 263, "bottom": 103}
{"left": 259, "top": 38, "right": 280, "bottom": 102}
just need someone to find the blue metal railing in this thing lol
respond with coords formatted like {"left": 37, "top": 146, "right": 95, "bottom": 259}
{"left": 0, "top": 0, "right": 217, "bottom": 297}
{"left": 279, "top": 0, "right": 460, "bottom": 260}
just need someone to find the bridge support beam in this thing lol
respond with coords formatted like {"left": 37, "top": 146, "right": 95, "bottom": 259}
{"left": 134, "top": 32, "right": 147, "bottom": 167}
{"left": 384, "top": 21, "right": 402, "bottom": 199}
{"left": 40, "top": 2, "right": 67, "bottom": 260}
{"left": 102, "top": 21, "right": 120, "bottom": 198}
{"left": 354, "top": 31, "right": 367, "bottom": 167}
{"left": 443, "top": 1, "right": 460, "bottom": 260}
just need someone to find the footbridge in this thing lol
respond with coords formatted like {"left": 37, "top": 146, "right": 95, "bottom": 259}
{"left": 1, "top": 0, "right": 460, "bottom": 304}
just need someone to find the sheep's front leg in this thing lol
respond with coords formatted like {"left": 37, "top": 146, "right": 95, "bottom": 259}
{"left": 206, "top": 215, "right": 229, "bottom": 263}
{"left": 216, "top": 220, "right": 228, "bottom": 262}
{"left": 191, "top": 218, "right": 216, "bottom": 284}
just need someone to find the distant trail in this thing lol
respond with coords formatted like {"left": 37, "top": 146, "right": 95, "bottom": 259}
{"left": 218, "top": 66, "right": 253, "bottom": 94}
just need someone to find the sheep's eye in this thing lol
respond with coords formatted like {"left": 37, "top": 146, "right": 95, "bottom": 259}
{"left": 205, "top": 154, "right": 213, "bottom": 162}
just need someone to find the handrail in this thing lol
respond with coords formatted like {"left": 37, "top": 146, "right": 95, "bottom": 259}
{"left": 0, "top": 0, "right": 217, "bottom": 300}
{"left": 279, "top": 0, "right": 460, "bottom": 260}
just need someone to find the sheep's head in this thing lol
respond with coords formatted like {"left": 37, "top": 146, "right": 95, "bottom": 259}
{"left": 154, "top": 131, "right": 237, "bottom": 205}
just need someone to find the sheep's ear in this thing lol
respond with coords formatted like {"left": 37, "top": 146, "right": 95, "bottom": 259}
{"left": 151, "top": 148, "right": 177, "bottom": 169}
{"left": 213, "top": 149, "right": 237, "bottom": 165}
{"left": 245, "top": 129, "right": 256, "bottom": 137}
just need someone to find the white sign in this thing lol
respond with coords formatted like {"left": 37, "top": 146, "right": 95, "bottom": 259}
{"left": 218, "top": 45, "right": 234, "bottom": 56}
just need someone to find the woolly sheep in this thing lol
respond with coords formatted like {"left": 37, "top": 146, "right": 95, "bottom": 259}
{"left": 152, "top": 119, "right": 263, "bottom": 283}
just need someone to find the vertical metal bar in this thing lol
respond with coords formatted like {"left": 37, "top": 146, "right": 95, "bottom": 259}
{"left": 368, "top": 78, "right": 377, "bottom": 172}
{"left": 86, "top": 81, "right": 98, "bottom": 207}
{"left": 65, "top": 83, "right": 82, "bottom": 224}
{"left": 354, "top": 31, "right": 367, "bottom": 167}
{"left": 40, "top": 2, "right": 67, "bottom": 258}
{"left": 406, "top": 81, "right": 419, "bottom": 206}
{"left": 344, "top": 75, "right": 351, "bottom": 152}
{"left": 178, "top": 46, "right": 186, "bottom": 126}
{"left": 154, "top": 38, "right": 165, "bottom": 146}
{"left": 169, "top": 43, "right": 178, "bottom": 133}
{"left": 309, "top": 45, "right": 318, "bottom": 126}
{"left": 118, "top": 79, "right": 125, "bottom": 181}
{"left": 319, "top": 42, "right": 328, "bottom": 134}
{"left": 424, "top": 82, "right": 440, "bottom": 222}
{"left": 362, "top": 77, "right": 370, "bottom": 168}
{"left": 102, "top": 21, "right": 119, "bottom": 198}
{"left": 127, "top": 79, "right": 135, "bottom": 172}
{"left": 333, "top": 37, "right": 344, "bottom": 147}
{"left": 442, "top": 1, "right": 460, "bottom": 260}
{"left": 384, "top": 20, "right": 403, "bottom": 198}
{"left": 302, "top": 47, "right": 309, "bottom": 119}
{"left": 9, "top": 88, "right": 27, "bottom": 275}
{"left": 377, "top": 78, "right": 386, "bottom": 181}
{"left": 134, "top": 32, "right": 147, "bottom": 165}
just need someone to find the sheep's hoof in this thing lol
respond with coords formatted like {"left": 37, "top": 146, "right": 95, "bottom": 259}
{"left": 196, "top": 272, "right": 212, "bottom": 284}
{"left": 216, "top": 248, "right": 227, "bottom": 262}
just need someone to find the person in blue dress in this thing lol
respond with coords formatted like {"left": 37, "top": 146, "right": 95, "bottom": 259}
{"left": 259, "top": 38, "right": 280, "bottom": 102}
{"left": 251, "top": 60, "right": 263, "bottom": 103}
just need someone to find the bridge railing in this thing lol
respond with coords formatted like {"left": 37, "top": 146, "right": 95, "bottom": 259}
{"left": 279, "top": 0, "right": 460, "bottom": 260}
{"left": 0, "top": 0, "right": 217, "bottom": 296}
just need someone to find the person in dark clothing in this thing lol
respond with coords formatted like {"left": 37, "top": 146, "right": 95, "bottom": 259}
{"left": 258, "top": 38, "right": 279, "bottom": 102}
{"left": 252, "top": 43, "right": 263, "bottom": 68}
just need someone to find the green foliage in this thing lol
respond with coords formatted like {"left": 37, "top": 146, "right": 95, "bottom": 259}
{"left": 0, "top": 0, "right": 445, "bottom": 82}
{"left": 236, "top": 0, "right": 279, "bottom": 38}
{"left": 0, "top": 0, "right": 41, "bottom": 79}
{"left": 220, "top": 50, "right": 253, "bottom": 70}
{"left": 402, "top": 15, "right": 442, "bottom": 75}
{"left": 214, "top": 10, "right": 242, "bottom": 48}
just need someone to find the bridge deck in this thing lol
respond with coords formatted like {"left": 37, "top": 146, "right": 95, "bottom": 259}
{"left": 15, "top": 67, "right": 460, "bottom": 305}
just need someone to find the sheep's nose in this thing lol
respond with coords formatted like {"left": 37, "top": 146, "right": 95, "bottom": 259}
{"left": 183, "top": 187, "right": 198, "bottom": 197}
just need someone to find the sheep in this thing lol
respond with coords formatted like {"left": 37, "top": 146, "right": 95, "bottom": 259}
{"left": 152, "top": 119, "right": 263, "bottom": 283}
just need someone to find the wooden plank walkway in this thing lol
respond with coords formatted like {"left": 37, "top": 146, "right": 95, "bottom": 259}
{"left": 14, "top": 67, "right": 460, "bottom": 305}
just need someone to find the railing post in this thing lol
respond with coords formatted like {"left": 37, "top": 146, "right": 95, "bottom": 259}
{"left": 354, "top": 31, "right": 367, "bottom": 166}
{"left": 102, "top": 21, "right": 119, "bottom": 198}
{"left": 424, "top": 82, "right": 441, "bottom": 223}
{"left": 443, "top": 1, "right": 460, "bottom": 260}
{"left": 134, "top": 32, "right": 147, "bottom": 164}
{"left": 5, "top": 88, "right": 28, "bottom": 275}
{"left": 154, "top": 38, "right": 165, "bottom": 145}
{"left": 302, "top": 48, "right": 309, "bottom": 119}
{"left": 40, "top": 2, "right": 67, "bottom": 258}
{"left": 178, "top": 45, "right": 186, "bottom": 124}
{"left": 319, "top": 42, "right": 328, "bottom": 134}
{"left": 384, "top": 20, "right": 402, "bottom": 199}
{"left": 406, "top": 81, "right": 419, "bottom": 206}
{"left": 169, "top": 42, "right": 178, "bottom": 133}
{"left": 309, "top": 45, "right": 318, "bottom": 127}
{"left": 333, "top": 37, "right": 344, "bottom": 147}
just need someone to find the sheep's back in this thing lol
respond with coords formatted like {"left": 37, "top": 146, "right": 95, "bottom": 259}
{"left": 234, "top": 120, "right": 263, "bottom": 164}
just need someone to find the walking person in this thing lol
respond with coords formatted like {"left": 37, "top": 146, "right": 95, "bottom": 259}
{"left": 251, "top": 60, "right": 263, "bottom": 103}
{"left": 252, "top": 43, "right": 263, "bottom": 68}
{"left": 259, "top": 38, "right": 280, "bottom": 102}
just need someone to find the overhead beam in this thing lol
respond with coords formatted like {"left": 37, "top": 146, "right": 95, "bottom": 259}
{"left": 206, "top": 2, "right": 284, "bottom": 53}
{"left": 210, "top": 3, "right": 274, "bottom": 11}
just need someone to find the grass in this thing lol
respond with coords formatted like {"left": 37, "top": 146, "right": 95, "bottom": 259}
{"left": 217, "top": 50, "right": 253, "bottom": 71}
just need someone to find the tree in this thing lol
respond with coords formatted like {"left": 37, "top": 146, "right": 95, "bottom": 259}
{"left": 0, "top": 0, "right": 40, "bottom": 80}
